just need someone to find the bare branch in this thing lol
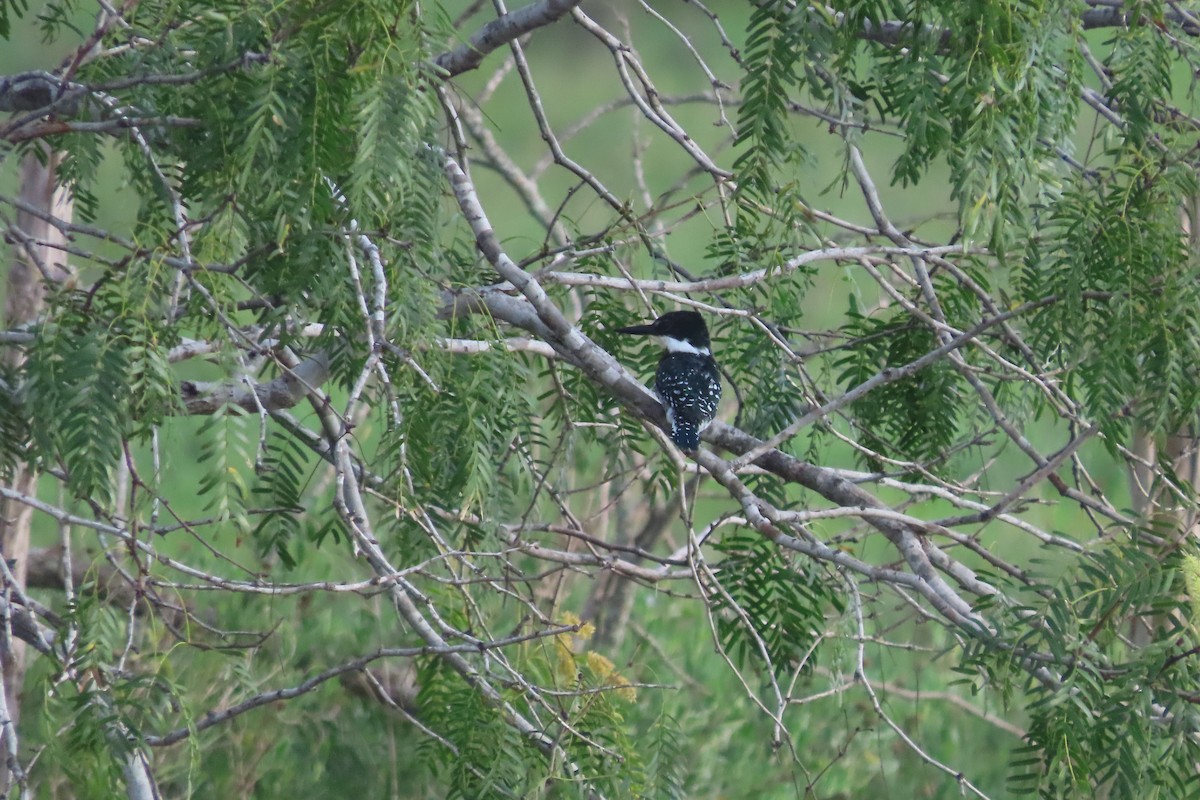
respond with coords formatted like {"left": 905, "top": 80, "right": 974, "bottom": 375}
{"left": 179, "top": 353, "right": 331, "bottom": 415}
{"left": 0, "top": 71, "right": 87, "bottom": 114}
{"left": 848, "top": 3, "right": 1200, "bottom": 50}
{"left": 434, "top": 0, "right": 585, "bottom": 77}
{"left": 145, "top": 624, "right": 580, "bottom": 747}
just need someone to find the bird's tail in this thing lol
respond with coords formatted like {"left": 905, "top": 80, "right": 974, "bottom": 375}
{"left": 670, "top": 418, "right": 701, "bottom": 451}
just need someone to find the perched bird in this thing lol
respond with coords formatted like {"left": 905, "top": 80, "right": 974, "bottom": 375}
{"left": 617, "top": 310, "right": 721, "bottom": 451}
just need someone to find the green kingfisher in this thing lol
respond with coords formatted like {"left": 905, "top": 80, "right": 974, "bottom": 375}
{"left": 617, "top": 310, "right": 721, "bottom": 451}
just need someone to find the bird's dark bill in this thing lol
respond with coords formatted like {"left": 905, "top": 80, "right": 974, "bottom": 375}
{"left": 616, "top": 323, "right": 657, "bottom": 335}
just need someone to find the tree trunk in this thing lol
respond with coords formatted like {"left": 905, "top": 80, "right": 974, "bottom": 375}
{"left": 1126, "top": 197, "right": 1200, "bottom": 645}
{"left": 0, "top": 147, "right": 72, "bottom": 785}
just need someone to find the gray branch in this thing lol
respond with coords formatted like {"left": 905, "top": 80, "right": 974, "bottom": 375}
{"left": 0, "top": 71, "right": 87, "bottom": 115}
{"left": 144, "top": 624, "right": 578, "bottom": 747}
{"left": 179, "top": 353, "right": 330, "bottom": 415}
{"left": 1081, "top": 4, "right": 1199, "bottom": 34}
{"left": 433, "top": 0, "right": 585, "bottom": 77}
{"left": 0, "top": 597, "right": 54, "bottom": 657}
{"left": 854, "top": 3, "right": 1200, "bottom": 49}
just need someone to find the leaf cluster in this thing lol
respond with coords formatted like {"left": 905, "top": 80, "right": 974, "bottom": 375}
{"left": 711, "top": 529, "right": 843, "bottom": 676}
{"left": 835, "top": 305, "right": 962, "bottom": 472}
{"left": 1021, "top": 161, "right": 1200, "bottom": 441}
{"left": 964, "top": 542, "right": 1200, "bottom": 797}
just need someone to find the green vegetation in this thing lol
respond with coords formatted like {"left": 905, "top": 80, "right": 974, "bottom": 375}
{"left": 2, "top": 1, "right": 1200, "bottom": 798}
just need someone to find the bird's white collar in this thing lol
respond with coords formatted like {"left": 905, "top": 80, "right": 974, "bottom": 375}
{"left": 660, "top": 336, "right": 710, "bottom": 356}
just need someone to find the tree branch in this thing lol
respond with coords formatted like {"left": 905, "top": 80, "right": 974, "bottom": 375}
{"left": 0, "top": 71, "right": 87, "bottom": 114}
{"left": 179, "top": 352, "right": 330, "bottom": 415}
{"left": 849, "top": 2, "right": 1200, "bottom": 49}
{"left": 144, "top": 624, "right": 580, "bottom": 747}
{"left": 434, "top": 0, "right": 585, "bottom": 77}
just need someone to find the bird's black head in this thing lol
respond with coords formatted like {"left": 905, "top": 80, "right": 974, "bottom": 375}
{"left": 616, "top": 310, "right": 711, "bottom": 353}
